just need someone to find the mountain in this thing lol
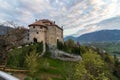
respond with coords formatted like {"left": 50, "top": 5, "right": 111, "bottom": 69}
{"left": 64, "top": 36, "right": 77, "bottom": 41}
{"left": 0, "top": 25, "right": 13, "bottom": 35}
{"left": 65, "top": 30, "right": 120, "bottom": 43}
{"left": 78, "top": 30, "right": 120, "bottom": 42}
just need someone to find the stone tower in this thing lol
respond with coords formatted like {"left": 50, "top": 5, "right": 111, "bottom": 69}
{"left": 28, "top": 19, "right": 63, "bottom": 46}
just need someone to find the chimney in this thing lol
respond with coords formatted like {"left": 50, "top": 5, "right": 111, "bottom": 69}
{"left": 35, "top": 19, "right": 37, "bottom": 22}
{"left": 54, "top": 21, "right": 55, "bottom": 24}
{"left": 62, "top": 26, "right": 63, "bottom": 29}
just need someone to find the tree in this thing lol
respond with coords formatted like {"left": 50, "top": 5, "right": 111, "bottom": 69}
{"left": 0, "top": 37, "right": 6, "bottom": 65}
{"left": 0, "top": 34, "right": 15, "bottom": 68}
{"left": 74, "top": 50, "right": 111, "bottom": 80}
{"left": 62, "top": 62, "right": 75, "bottom": 80}
{"left": 4, "top": 27, "right": 28, "bottom": 46}
{"left": 65, "top": 39, "right": 75, "bottom": 48}
{"left": 57, "top": 40, "right": 64, "bottom": 50}
{"left": 1, "top": 21, "right": 28, "bottom": 69}
{"left": 25, "top": 50, "right": 39, "bottom": 77}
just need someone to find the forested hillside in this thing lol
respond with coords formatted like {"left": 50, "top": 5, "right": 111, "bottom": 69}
{"left": 1, "top": 39, "right": 120, "bottom": 80}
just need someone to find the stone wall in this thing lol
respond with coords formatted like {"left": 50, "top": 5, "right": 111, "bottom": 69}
{"left": 49, "top": 46, "right": 82, "bottom": 61}
{"left": 29, "top": 26, "right": 46, "bottom": 43}
{"left": 46, "top": 25, "right": 63, "bottom": 46}
{"left": 46, "top": 25, "right": 56, "bottom": 45}
{"left": 56, "top": 27, "right": 63, "bottom": 42}
{"left": 28, "top": 20, "right": 63, "bottom": 46}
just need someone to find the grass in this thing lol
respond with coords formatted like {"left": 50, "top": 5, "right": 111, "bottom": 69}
{"left": 37, "top": 57, "right": 75, "bottom": 80}
{"left": 7, "top": 43, "right": 120, "bottom": 80}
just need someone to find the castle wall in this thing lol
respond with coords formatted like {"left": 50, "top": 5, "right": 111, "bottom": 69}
{"left": 46, "top": 25, "right": 63, "bottom": 46}
{"left": 28, "top": 20, "right": 64, "bottom": 46}
{"left": 29, "top": 26, "right": 46, "bottom": 43}
{"left": 56, "top": 27, "right": 63, "bottom": 42}
{"left": 46, "top": 25, "right": 56, "bottom": 45}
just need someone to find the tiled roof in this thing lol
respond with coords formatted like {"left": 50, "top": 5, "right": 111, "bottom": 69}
{"left": 28, "top": 20, "right": 46, "bottom": 27}
{"left": 28, "top": 19, "right": 63, "bottom": 30}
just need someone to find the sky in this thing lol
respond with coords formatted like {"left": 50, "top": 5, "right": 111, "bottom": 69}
{"left": 0, "top": 0, "right": 120, "bottom": 37}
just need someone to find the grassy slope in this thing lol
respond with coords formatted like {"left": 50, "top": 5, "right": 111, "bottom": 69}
{"left": 8, "top": 44, "right": 75, "bottom": 80}
{"left": 8, "top": 43, "right": 120, "bottom": 80}
{"left": 38, "top": 57, "right": 72, "bottom": 80}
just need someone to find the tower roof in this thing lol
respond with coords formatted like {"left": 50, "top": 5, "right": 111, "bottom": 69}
{"left": 28, "top": 19, "right": 63, "bottom": 30}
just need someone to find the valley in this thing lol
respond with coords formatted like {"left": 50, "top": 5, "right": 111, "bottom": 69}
{"left": 82, "top": 42, "right": 120, "bottom": 57}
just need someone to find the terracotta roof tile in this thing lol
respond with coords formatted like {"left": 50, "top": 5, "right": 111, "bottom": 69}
{"left": 28, "top": 20, "right": 46, "bottom": 27}
{"left": 28, "top": 19, "right": 63, "bottom": 30}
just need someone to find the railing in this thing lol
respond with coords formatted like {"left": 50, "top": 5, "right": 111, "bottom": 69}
{"left": 0, "top": 65, "right": 28, "bottom": 73}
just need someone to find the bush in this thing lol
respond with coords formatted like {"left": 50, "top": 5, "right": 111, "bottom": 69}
{"left": 36, "top": 42, "right": 43, "bottom": 54}
{"left": 7, "top": 42, "right": 43, "bottom": 68}
{"left": 57, "top": 39, "right": 82, "bottom": 55}
{"left": 7, "top": 48, "right": 26, "bottom": 68}
{"left": 42, "top": 59, "right": 50, "bottom": 70}
{"left": 24, "top": 76, "right": 32, "bottom": 80}
{"left": 25, "top": 50, "right": 40, "bottom": 77}
{"left": 74, "top": 50, "right": 116, "bottom": 80}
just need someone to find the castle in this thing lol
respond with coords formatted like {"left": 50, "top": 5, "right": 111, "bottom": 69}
{"left": 27, "top": 19, "right": 63, "bottom": 46}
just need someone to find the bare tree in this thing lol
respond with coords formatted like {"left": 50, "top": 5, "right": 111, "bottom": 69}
{"left": 5, "top": 27, "right": 28, "bottom": 46}
{"left": 0, "top": 21, "right": 28, "bottom": 69}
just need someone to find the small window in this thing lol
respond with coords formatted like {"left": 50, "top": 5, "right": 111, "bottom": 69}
{"left": 28, "top": 38, "right": 29, "bottom": 40}
{"left": 33, "top": 26, "right": 35, "bottom": 28}
{"left": 37, "top": 32, "right": 39, "bottom": 34}
{"left": 40, "top": 26, "right": 42, "bottom": 29}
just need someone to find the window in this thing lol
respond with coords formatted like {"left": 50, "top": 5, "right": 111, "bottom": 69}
{"left": 40, "top": 26, "right": 42, "bottom": 29}
{"left": 28, "top": 38, "right": 29, "bottom": 40}
{"left": 33, "top": 26, "right": 35, "bottom": 28}
{"left": 37, "top": 32, "right": 39, "bottom": 34}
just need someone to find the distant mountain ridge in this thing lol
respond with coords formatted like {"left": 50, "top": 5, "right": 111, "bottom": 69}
{"left": 64, "top": 36, "right": 77, "bottom": 41}
{"left": 64, "top": 30, "right": 120, "bottom": 43}
{"left": 0, "top": 25, "right": 13, "bottom": 35}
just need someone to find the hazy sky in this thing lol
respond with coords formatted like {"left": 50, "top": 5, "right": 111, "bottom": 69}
{"left": 0, "top": 0, "right": 120, "bottom": 37}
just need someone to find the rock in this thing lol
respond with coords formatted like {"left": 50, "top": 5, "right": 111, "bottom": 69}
{"left": 50, "top": 48, "right": 82, "bottom": 62}
{"left": 25, "top": 45, "right": 29, "bottom": 46}
{"left": 17, "top": 46, "right": 22, "bottom": 48}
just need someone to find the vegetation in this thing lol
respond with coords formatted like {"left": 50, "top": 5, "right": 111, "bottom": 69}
{"left": 25, "top": 50, "right": 40, "bottom": 77}
{"left": 0, "top": 21, "right": 120, "bottom": 80}
{"left": 83, "top": 42, "right": 120, "bottom": 56}
{"left": 7, "top": 42, "right": 43, "bottom": 68}
{"left": 74, "top": 50, "right": 117, "bottom": 80}
{"left": 0, "top": 26, "right": 27, "bottom": 67}
{"left": 0, "top": 38, "right": 120, "bottom": 80}
{"left": 57, "top": 39, "right": 81, "bottom": 55}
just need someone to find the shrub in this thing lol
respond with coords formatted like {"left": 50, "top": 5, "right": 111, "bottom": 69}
{"left": 25, "top": 50, "right": 40, "bottom": 77}
{"left": 7, "top": 42, "right": 43, "bottom": 68}
{"left": 42, "top": 59, "right": 50, "bottom": 70}
{"left": 74, "top": 50, "right": 115, "bottom": 80}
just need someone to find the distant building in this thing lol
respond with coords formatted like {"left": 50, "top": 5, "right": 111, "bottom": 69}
{"left": 28, "top": 19, "right": 63, "bottom": 46}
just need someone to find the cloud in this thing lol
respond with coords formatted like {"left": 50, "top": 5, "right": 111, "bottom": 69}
{"left": 0, "top": 0, "right": 120, "bottom": 36}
